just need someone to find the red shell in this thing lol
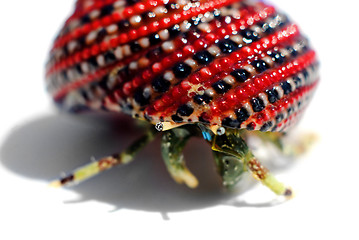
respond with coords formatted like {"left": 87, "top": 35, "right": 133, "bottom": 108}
{"left": 46, "top": 0, "right": 318, "bottom": 132}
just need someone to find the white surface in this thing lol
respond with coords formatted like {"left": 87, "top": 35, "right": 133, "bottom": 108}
{"left": 0, "top": 0, "right": 358, "bottom": 239}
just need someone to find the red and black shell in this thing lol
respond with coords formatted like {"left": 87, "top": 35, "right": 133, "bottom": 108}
{"left": 46, "top": 0, "right": 318, "bottom": 133}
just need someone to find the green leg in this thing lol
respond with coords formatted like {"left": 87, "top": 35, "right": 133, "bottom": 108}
{"left": 161, "top": 128, "right": 198, "bottom": 188}
{"left": 213, "top": 151, "right": 245, "bottom": 189}
{"left": 212, "top": 129, "right": 292, "bottom": 197}
{"left": 50, "top": 128, "right": 157, "bottom": 187}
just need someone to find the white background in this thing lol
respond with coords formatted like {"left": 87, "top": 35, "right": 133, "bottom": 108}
{"left": 0, "top": 0, "right": 358, "bottom": 239}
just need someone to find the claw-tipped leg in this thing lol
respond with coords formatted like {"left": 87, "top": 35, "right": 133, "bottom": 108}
{"left": 161, "top": 128, "right": 198, "bottom": 188}
{"left": 212, "top": 129, "right": 292, "bottom": 197}
{"left": 213, "top": 151, "right": 245, "bottom": 189}
{"left": 50, "top": 128, "right": 157, "bottom": 188}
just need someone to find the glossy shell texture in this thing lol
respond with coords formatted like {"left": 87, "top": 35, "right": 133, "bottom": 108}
{"left": 46, "top": 0, "right": 318, "bottom": 132}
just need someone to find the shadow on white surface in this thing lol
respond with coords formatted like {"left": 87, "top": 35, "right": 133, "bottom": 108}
{"left": 0, "top": 112, "right": 293, "bottom": 215}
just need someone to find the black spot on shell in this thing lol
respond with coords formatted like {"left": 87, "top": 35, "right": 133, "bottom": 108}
{"left": 177, "top": 104, "right": 194, "bottom": 117}
{"left": 293, "top": 76, "right": 302, "bottom": 87}
{"left": 287, "top": 107, "right": 294, "bottom": 115}
{"left": 134, "top": 89, "right": 150, "bottom": 106}
{"left": 104, "top": 52, "right": 116, "bottom": 63}
{"left": 230, "top": 69, "right": 250, "bottom": 82}
{"left": 212, "top": 80, "right": 231, "bottom": 94}
{"left": 173, "top": 63, "right": 192, "bottom": 79}
{"left": 117, "top": 66, "right": 130, "bottom": 80}
{"left": 149, "top": 34, "right": 161, "bottom": 45}
{"left": 130, "top": 41, "right": 142, "bottom": 53}
{"left": 260, "top": 122, "right": 273, "bottom": 132}
{"left": 117, "top": 19, "right": 130, "bottom": 30}
{"left": 75, "top": 64, "right": 83, "bottom": 74}
{"left": 97, "top": 28, "right": 108, "bottom": 42}
{"left": 141, "top": 12, "right": 150, "bottom": 21}
{"left": 100, "top": 5, "right": 114, "bottom": 17}
{"left": 287, "top": 46, "right": 298, "bottom": 57}
{"left": 250, "top": 98, "right": 265, "bottom": 112}
{"left": 302, "top": 69, "right": 309, "bottom": 80}
{"left": 275, "top": 114, "right": 284, "bottom": 124}
{"left": 168, "top": 24, "right": 181, "bottom": 37}
{"left": 165, "top": 2, "right": 179, "bottom": 10}
{"left": 82, "top": 15, "right": 91, "bottom": 24}
{"left": 171, "top": 115, "right": 183, "bottom": 123}
{"left": 258, "top": 22, "right": 274, "bottom": 34}
{"left": 222, "top": 117, "right": 240, "bottom": 128}
{"left": 78, "top": 36, "right": 86, "bottom": 46}
{"left": 251, "top": 60, "right": 270, "bottom": 73}
{"left": 241, "top": 29, "right": 259, "bottom": 43}
{"left": 280, "top": 81, "right": 292, "bottom": 95}
{"left": 193, "top": 94, "right": 212, "bottom": 104}
{"left": 217, "top": 39, "right": 238, "bottom": 54}
{"left": 193, "top": 51, "right": 214, "bottom": 65}
{"left": 152, "top": 77, "right": 170, "bottom": 93}
{"left": 98, "top": 77, "right": 109, "bottom": 92}
{"left": 266, "top": 89, "right": 279, "bottom": 103}
{"left": 235, "top": 108, "right": 250, "bottom": 124}
{"left": 269, "top": 51, "right": 285, "bottom": 64}
{"left": 88, "top": 56, "right": 98, "bottom": 67}
{"left": 127, "top": 0, "right": 140, "bottom": 5}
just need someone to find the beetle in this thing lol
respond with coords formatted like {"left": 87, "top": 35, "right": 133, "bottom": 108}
{"left": 47, "top": 0, "right": 318, "bottom": 197}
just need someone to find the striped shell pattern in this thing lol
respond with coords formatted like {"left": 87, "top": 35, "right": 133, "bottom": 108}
{"left": 46, "top": 0, "right": 318, "bottom": 133}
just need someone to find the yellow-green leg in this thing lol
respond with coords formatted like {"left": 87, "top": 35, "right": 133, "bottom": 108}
{"left": 212, "top": 129, "right": 292, "bottom": 197}
{"left": 50, "top": 128, "right": 157, "bottom": 187}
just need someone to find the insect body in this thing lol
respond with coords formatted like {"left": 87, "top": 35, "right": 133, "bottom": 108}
{"left": 47, "top": 0, "right": 318, "bottom": 197}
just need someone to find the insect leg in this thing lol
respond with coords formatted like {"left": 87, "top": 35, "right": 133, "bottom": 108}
{"left": 248, "top": 131, "right": 317, "bottom": 157}
{"left": 50, "top": 128, "right": 157, "bottom": 188}
{"left": 212, "top": 129, "right": 292, "bottom": 197}
{"left": 161, "top": 128, "right": 198, "bottom": 188}
{"left": 212, "top": 151, "right": 245, "bottom": 189}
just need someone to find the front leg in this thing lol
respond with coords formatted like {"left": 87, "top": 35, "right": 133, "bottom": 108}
{"left": 161, "top": 127, "right": 199, "bottom": 188}
{"left": 212, "top": 129, "right": 292, "bottom": 197}
{"left": 213, "top": 151, "right": 245, "bottom": 189}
